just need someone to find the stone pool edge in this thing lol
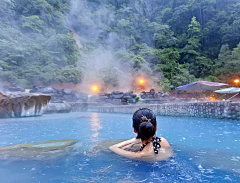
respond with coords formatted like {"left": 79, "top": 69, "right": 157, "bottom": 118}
{"left": 46, "top": 101, "right": 240, "bottom": 121}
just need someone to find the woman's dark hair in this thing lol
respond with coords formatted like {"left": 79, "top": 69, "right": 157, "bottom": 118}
{"left": 139, "top": 121, "right": 155, "bottom": 141}
{"left": 132, "top": 108, "right": 157, "bottom": 139}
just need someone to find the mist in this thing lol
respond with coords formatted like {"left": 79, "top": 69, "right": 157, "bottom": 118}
{"left": 1, "top": 0, "right": 238, "bottom": 93}
{"left": 67, "top": 0, "right": 160, "bottom": 93}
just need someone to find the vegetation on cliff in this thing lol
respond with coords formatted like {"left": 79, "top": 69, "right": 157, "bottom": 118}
{"left": 0, "top": 0, "right": 240, "bottom": 90}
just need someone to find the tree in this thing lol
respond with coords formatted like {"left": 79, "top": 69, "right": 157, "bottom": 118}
{"left": 215, "top": 42, "right": 240, "bottom": 82}
{"left": 60, "top": 65, "right": 83, "bottom": 84}
{"left": 181, "top": 16, "right": 201, "bottom": 63}
{"left": 155, "top": 48, "right": 195, "bottom": 88}
{"left": 99, "top": 67, "right": 120, "bottom": 87}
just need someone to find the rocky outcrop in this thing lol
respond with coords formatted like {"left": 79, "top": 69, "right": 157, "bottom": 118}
{"left": 0, "top": 91, "right": 51, "bottom": 118}
{"left": 90, "top": 89, "right": 191, "bottom": 105}
{"left": 45, "top": 102, "right": 88, "bottom": 113}
{"left": 2, "top": 84, "right": 25, "bottom": 92}
{"left": 90, "top": 91, "right": 137, "bottom": 105}
{"left": 45, "top": 102, "right": 72, "bottom": 113}
{"left": 30, "top": 86, "right": 88, "bottom": 103}
{"left": 0, "top": 139, "right": 78, "bottom": 160}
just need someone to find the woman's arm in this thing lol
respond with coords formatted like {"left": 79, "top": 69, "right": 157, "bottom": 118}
{"left": 109, "top": 138, "right": 142, "bottom": 159}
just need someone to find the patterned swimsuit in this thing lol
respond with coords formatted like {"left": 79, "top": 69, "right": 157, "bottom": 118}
{"left": 139, "top": 137, "right": 161, "bottom": 154}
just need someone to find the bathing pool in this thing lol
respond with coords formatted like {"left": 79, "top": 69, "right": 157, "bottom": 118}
{"left": 0, "top": 112, "right": 239, "bottom": 183}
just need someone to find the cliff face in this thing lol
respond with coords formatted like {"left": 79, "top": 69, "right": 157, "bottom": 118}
{"left": 0, "top": 92, "right": 51, "bottom": 118}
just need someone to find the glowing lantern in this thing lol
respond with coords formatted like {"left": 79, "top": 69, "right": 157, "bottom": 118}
{"left": 234, "top": 79, "right": 239, "bottom": 84}
{"left": 139, "top": 79, "right": 145, "bottom": 85}
{"left": 92, "top": 85, "right": 99, "bottom": 92}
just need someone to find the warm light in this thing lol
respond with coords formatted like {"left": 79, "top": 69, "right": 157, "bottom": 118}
{"left": 92, "top": 85, "right": 99, "bottom": 92}
{"left": 139, "top": 79, "right": 145, "bottom": 85}
{"left": 209, "top": 97, "right": 215, "bottom": 101}
{"left": 234, "top": 79, "right": 239, "bottom": 84}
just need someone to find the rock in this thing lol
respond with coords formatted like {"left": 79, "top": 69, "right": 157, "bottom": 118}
{"left": 0, "top": 139, "right": 77, "bottom": 160}
{"left": 112, "top": 93, "right": 124, "bottom": 99}
{"left": 111, "top": 99, "right": 122, "bottom": 105}
{"left": 150, "top": 89, "right": 155, "bottom": 95}
{"left": 39, "top": 86, "right": 56, "bottom": 93}
{"left": 63, "top": 89, "right": 72, "bottom": 95}
{"left": 0, "top": 92, "right": 51, "bottom": 118}
{"left": 112, "top": 91, "right": 124, "bottom": 95}
{"left": 56, "top": 88, "right": 64, "bottom": 94}
{"left": 29, "top": 86, "right": 88, "bottom": 103}
{"left": 46, "top": 102, "right": 71, "bottom": 113}
{"left": 9, "top": 86, "right": 25, "bottom": 92}
{"left": 74, "top": 92, "right": 87, "bottom": 100}
{"left": 122, "top": 95, "right": 132, "bottom": 99}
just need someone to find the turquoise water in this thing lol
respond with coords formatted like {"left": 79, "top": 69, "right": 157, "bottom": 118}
{"left": 0, "top": 112, "right": 240, "bottom": 182}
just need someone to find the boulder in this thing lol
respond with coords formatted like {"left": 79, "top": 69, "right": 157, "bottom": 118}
{"left": 39, "top": 86, "right": 56, "bottom": 93}
{"left": 0, "top": 92, "right": 51, "bottom": 118}
{"left": 112, "top": 94, "right": 124, "bottom": 99}
{"left": 45, "top": 102, "right": 72, "bottom": 113}
{"left": 63, "top": 89, "right": 72, "bottom": 95}
{"left": 150, "top": 89, "right": 155, "bottom": 95}
{"left": 3, "top": 84, "right": 25, "bottom": 92}
{"left": 0, "top": 139, "right": 78, "bottom": 160}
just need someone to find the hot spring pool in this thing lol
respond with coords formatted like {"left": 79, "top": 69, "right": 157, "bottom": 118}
{"left": 0, "top": 112, "right": 239, "bottom": 182}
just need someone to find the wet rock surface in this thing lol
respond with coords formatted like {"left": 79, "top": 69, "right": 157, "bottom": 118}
{"left": 46, "top": 102, "right": 72, "bottom": 113}
{"left": 91, "top": 91, "right": 137, "bottom": 105}
{"left": 30, "top": 85, "right": 88, "bottom": 103}
{"left": 2, "top": 84, "right": 88, "bottom": 103}
{"left": 2, "top": 84, "right": 25, "bottom": 92}
{"left": 91, "top": 89, "right": 192, "bottom": 105}
{"left": 0, "top": 139, "right": 78, "bottom": 160}
{"left": 0, "top": 91, "right": 51, "bottom": 118}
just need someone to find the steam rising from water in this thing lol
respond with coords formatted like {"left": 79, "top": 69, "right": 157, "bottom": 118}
{"left": 68, "top": 0, "right": 159, "bottom": 93}
{"left": 0, "top": 0, "right": 161, "bottom": 93}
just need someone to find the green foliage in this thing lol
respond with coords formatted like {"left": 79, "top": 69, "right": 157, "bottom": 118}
{"left": 180, "top": 16, "right": 201, "bottom": 64}
{"left": 1, "top": 0, "right": 239, "bottom": 89}
{"left": 171, "top": 64, "right": 195, "bottom": 87}
{"left": 132, "top": 56, "right": 146, "bottom": 71}
{"left": 155, "top": 48, "right": 195, "bottom": 88}
{"left": 99, "top": 67, "right": 120, "bottom": 87}
{"left": 189, "top": 56, "right": 214, "bottom": 78}
{"left": 0, "top": 70, "right": 18, "bottom": 82}
{"left": 21, "top": 15, "right": 44, "bottom": 33}
{"left": 187, "top": 17, "right": 201, "bottom": 39}
{"left": 151, "top": 24, "right": 177, "bottom": 49}
{"left": 159, "top": 78, "right": 171, "bottom": 91}
{"left": 60, "top": 66, "right": 83, "bottom": 84}
{"left": 215, "top": 42, "right": 240, "bottom": 82}
{"left": 0, "top": 0, "right": 81, "bottom": 86}
{"left": 155, "top": 48, "right": 180, "bottom": 80}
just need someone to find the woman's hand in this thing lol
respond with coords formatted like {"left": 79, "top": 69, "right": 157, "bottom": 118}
{"left": 121, "top": 143, "right": 133, "bottom": 150}
{"left": 109, "top": 138, "right": 142, "bottom": 159}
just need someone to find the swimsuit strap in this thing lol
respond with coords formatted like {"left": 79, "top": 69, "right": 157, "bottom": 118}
{"left": 139, "top": 141, "right": 150, "bottom": 152}
{"left": 139, "top": 137, "right": 161, "bottom": 154}
{"left": 152, "top": 137, "right": 161, "bottom": 154}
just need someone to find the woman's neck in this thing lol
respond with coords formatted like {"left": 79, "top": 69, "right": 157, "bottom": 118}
{"left": 142, "top": 136, "right": 154, "bottom": 144}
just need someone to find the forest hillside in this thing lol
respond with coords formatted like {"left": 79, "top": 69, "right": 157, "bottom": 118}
{"left": 0, "top": 0, "right": 240, "bottom": 91}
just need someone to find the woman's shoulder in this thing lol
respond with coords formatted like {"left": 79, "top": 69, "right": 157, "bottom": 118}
{"left": 159, "top": 137, "right": 170, "bottom": 148}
